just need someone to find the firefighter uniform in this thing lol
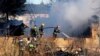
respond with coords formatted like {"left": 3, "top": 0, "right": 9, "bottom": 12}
{"left": 31, "top": 26, "right": 39, "bottom": 38}
{"left": 39, "top": 23, "right": 45, "bottom": 37}
{"left": 53, "top": 26, "right": 60, "bottom": 37}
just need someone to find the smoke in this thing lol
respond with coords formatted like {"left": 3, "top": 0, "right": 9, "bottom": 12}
{"left": 49, "top": 0, "right": 100, "bottom": 36}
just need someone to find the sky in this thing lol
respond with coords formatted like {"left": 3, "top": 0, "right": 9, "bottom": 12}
{"left": 26, "top": 0, "right": 51, "bottom": 4}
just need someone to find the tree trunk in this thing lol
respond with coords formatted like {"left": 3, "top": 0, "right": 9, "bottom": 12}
{"left": 6, "top": 13, "right": 9, "bottom": 21}
{"left": 6, "top": 13, "right": 9, "bottom": 37}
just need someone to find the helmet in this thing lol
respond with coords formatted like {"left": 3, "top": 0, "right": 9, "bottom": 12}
{"left": 57, "top": 25, "right": 60, "bottom": 28}
{"left": 41, "top": 23, "right": 45, "bottom": 26}
{"left": 32, "top": 26, "right": 36, "bottom": 29}
{"left": 34, "top": 26, "right": 36, "bottom": 29}
{"left": 29, "top": 44, "right": 34, "bottom": 48}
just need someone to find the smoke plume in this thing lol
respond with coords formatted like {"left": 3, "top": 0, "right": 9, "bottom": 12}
{"left": 49, "top": 0, "right": 100, "bottom": 37}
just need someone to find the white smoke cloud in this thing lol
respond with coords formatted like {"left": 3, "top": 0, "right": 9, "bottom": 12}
{"left": 50, "top": 0, "right": 100, "bottom": 36}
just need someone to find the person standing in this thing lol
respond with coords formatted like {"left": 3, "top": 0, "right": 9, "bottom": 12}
{"left": 39, "top": 23, "right": 45, "bottom": 37}
{"left": 53, "top": 26, "right": 60, "bottom": 37}
{"left": 31, "top": 25, "right": 39, "bottom": 40}
{"left": 18, "top": 36, "right": 25, "bottom": 56}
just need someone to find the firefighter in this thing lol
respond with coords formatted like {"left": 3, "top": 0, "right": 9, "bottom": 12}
{"left": 18, "top": 36, "right": 25, "bottom": 56}
{"left": 31, "top": 25, "right": 39, "bottom": 40}
{"left": 53, "top": 25, "right": 60, "bottom": 37}
{"left": 39, "top": 23, "right": 45, "bottom": 37}
{"left": 28, "top": 42, "right": 36, "bottom": 52}
{"left": 28, "top": 41, "right": 37, "bottom": 56}
{"left": 18, "top": 37, "right": 25, "bottom": 50}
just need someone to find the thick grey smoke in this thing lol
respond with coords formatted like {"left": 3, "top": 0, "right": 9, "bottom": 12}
{"left": 49, "top": 0, "right": 100, "bottom": 36}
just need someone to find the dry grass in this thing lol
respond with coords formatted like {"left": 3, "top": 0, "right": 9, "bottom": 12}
{"left": 0, "top": 37, "right": 59, "bottom": 56}
{"left": 0, "top": 37, "right": 74, "bottom": 56}
{"left": 0, "top": 36, "right": 100, "bottom": 56}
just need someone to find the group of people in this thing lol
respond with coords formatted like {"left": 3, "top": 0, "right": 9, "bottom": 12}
{"left": 30, "top": 23, "right": 45, "bottom": 38}
{"left": 15, "top": 23, "right": 61, "bottom": 56}
{"left": 30, "top": 23, "right": 61, "bottom": 38}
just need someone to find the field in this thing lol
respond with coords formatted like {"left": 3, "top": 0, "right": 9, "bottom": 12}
{"left": 0, "top": 36, "right": 100, "bottom": 56}
{"left": 0, "top": 37, "right": 71, "bottom": 56}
